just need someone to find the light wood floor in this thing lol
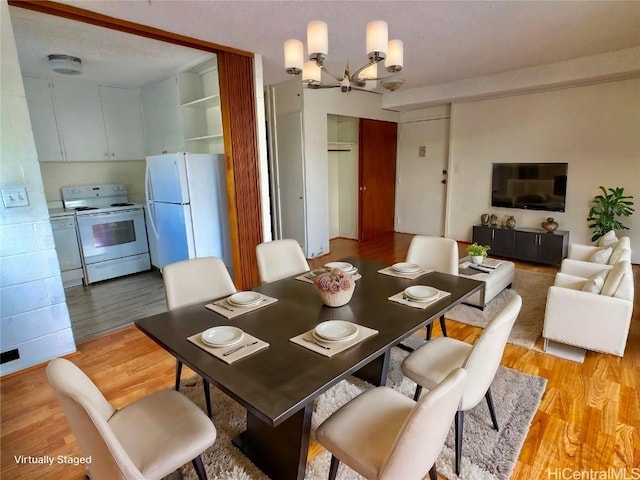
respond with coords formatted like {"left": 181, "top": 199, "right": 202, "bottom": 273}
{"left": 1, "top": 233, "right": 638, "bottom": 480}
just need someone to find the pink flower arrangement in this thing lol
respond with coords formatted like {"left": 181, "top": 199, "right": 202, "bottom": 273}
{"left": 313, "top": 268, "right": 353, "bottom": 293}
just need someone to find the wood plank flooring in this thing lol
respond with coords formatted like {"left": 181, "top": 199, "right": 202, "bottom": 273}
{"left": 1, "top": 233, "right": 638, "bottom": 480}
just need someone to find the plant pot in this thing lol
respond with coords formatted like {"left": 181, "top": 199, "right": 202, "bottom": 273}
{"left": 471, "top": 255, "right": 484, "bottom": 265}
{"left": 317, "top": 284, "right": 355, "bottom": 307}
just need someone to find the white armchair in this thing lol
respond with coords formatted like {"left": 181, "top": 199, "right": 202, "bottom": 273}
{"left": 543, "top": 261, "right": 634, "bottom": 357}
{"left": 561, "top": 236, "right": 631, "bottom": 274}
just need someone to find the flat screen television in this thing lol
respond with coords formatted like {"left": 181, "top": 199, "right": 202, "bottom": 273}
{"left": 491, "top": 163, "right": 568, "bottom": 212}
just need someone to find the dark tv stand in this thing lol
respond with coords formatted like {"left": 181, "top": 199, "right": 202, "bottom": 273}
{"left": 472, "top": 225, "right": 569, "bottom": 265}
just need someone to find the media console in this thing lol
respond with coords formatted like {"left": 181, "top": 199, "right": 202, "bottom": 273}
{"left": 472, "top": 225, "right": 569, "bottom": 265}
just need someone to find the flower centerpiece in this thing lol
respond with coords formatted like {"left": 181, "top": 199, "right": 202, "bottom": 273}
{"left": 313, "top": 268, "right": 355, "bottom": 307}
{"left": 467, "top": 243, "right": 490, "bottom": 265}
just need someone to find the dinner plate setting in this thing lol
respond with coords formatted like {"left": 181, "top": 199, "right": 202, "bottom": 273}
{"left": 403, "top": 285, "right": 439, "bottom": 302}
{"left": 227, "top": 291, "right": 263, "bottom": 307}
{"left": 324, "top": 262, "right": 358, "bottom": 276}
{"left": 391, "top": 262, "right": 421, "bottom": 273}
{"left": 201, "top": 326, "right": 245, "bottom": 347}
{"left": 314, "top": 320, "right": 359, "bottom": 343}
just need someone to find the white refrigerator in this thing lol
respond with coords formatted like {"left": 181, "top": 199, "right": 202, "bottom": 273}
{"left": 145, "top": 152, "right": 231, "bottom": 270}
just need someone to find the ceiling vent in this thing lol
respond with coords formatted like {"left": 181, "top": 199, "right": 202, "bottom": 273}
{"left": 47, "top": 54, "right": 82, "bottom": 75}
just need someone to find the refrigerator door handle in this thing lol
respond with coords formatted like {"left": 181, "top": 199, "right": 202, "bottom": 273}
{"left": 145, "top": 163, "right": 160, "bottom": 239}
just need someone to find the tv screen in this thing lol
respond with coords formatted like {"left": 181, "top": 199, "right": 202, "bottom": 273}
{"left": 491, "top": 163, "right": 568, "bottom": 212}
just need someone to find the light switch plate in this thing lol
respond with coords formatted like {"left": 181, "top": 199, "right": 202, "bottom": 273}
{"left": 2, "top": 187, "right": 29, "bottom": 207}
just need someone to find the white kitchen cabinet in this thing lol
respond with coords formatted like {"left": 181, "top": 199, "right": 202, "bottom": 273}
{"left": 22, "top": 76, "right": 65, "bottom": 162}
{"left": 33, "top": 79, "right": 146, "bottom": 161}
{"left": 99, "top": 85, "right": 146, "bottom": 160}
{"left": 141, "top": 76, "right": 183, "bottom": 155}
{"left": 53, "top": 80, "right": 109, "bottom": 161}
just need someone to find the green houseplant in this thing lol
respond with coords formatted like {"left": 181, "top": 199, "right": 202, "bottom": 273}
{"left": 586, "top": 186, "right": 635, "bottom": 242}
{"left": 467, "top": 243, "right": 490, "bottom": 264}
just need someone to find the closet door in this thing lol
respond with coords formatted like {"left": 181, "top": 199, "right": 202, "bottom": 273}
{"left": 359, "top": 119, "right": 397, "bottom": 242}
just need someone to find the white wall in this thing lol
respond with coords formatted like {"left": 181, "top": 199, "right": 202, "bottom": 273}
{"left": 446, "top": 78, "right": 640, "bottom": 262}
{"left": 1, "top": 0, "right": 76, "bottom": 375}
{"left": 396, "top": 105, "right": 451, "bottom": 236}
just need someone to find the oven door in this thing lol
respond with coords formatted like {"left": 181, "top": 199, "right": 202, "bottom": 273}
{"left": 76, "top": 208, "right": 149, "bottom": 265}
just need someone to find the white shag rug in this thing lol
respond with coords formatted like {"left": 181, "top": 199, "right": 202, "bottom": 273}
{"left": 171, "top": 336, "right": 547, "bottom": 480}
{"left": 446, "top": 269, "right": 554, "bottom": 350}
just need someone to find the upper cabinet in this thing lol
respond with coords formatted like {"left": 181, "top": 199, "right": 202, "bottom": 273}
{"left": 141, "top": 76, "right": 183, "bottom": 155}
{"left": 22, "top": 76, "right": 65, "bottom": 162}
{"left": 23, "top": 76, "right": 146, "bottom": 162}
{"left": 140, "top": 55, "right": 223, "bottom": 156}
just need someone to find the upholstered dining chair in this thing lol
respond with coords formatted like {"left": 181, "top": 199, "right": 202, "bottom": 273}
{"left": 47, "top": 358, "right": 217, "bottom": 480}
{"left": 256, "top": 239, "right": 310, "bottom": 283}
{"left": 317, "top": 368, "right": 467, "bottom": 480}
{"left": 401, "top": 294, "right": 522, "bottom": 475}
{"left": 163, "top": 256, "right": 236, "bottom": 417}
{"left": 405, "top": 235, "right": 459, "bottom": 340}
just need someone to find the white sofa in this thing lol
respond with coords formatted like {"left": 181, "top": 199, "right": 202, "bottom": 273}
{"left": 543, "top": 261, "right": 634, "bottom": 357}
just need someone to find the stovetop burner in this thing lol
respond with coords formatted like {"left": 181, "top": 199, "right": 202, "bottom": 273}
{"left": 74, "top": 206, "right": 98, "bottom": 211}
{"left": 111, "top": 203, "right": 134, "bottom": 207}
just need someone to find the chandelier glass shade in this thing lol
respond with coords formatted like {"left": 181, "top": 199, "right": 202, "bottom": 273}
{"left": 284, "top": 20, "right": 404, "bottom": 92}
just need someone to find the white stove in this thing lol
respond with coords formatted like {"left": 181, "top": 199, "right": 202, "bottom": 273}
{"left": 62, "top": 184, "right": 150, "bottom": 284}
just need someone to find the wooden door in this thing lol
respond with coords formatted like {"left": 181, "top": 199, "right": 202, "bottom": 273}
{"left": 359, "top": 119, "right": 398, "bottom": 242}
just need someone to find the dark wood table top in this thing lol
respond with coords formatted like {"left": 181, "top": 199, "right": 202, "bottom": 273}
{"left": 135, "top": 257, "right": 483, "bottom": 427}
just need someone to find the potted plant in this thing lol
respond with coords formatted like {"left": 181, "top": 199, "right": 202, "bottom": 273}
{"left": 587, "top": 186, "right": 635, "bottom": 242}
{"left": 467, "top": 243, "right": 490, "bottom": 265}
{"left": 313, "top": 268, "right": 355, "bottom": 307}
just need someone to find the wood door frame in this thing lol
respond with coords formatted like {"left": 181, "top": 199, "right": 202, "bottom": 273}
{"left": 10, "top": 0, "right": 263, "bottom": 288}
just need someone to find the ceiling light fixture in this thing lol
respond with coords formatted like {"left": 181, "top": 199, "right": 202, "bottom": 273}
{"left": 284, "top": 20, "right": 403, "bottom": 93}
{"left": 47, "top": 54, "right": 82, "bottom": 75}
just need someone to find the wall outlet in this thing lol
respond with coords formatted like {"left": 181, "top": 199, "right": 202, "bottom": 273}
{"left": 418, "top": 146, "right": 426, "bottom": 157}
{"left": 2, "top": 187, "right": 29, "bottom": 207}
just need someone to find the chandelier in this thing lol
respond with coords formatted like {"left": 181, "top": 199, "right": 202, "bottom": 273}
{"left": 284, "top": 20, "right": 404, "bottom": 93}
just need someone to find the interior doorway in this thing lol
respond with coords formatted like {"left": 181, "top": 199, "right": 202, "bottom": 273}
{"left": 327, "top": 115, "right": 359, "bottom": 240}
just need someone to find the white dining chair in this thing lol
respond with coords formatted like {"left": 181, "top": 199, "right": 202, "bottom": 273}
{"left": 256, "top": 239, "right": 310, "bottom": 283}
{"left": 317, "top": 368, "right": 467, "bottom": 480}
{"left": 401, "top": 294, "right": 521, "bottom": 475}
{"left": 406, "top": 235, "right": 459, "bottom": 340}
{"left": 47, "top": 358, "right": 217, "bottom": 480}
{"left": 163, "top": 256, "right": 236, "bottom": 417}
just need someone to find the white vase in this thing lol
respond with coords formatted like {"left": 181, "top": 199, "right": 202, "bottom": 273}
{"left": 318, "top": 284, "right": 355, "bottom": 307}
{"left": 471, "top": 255, "right": 484, "bottom": 265}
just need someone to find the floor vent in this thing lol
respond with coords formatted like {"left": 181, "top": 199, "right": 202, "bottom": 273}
{"left": 1, "top": 348, "right": 20, "bottom": 364}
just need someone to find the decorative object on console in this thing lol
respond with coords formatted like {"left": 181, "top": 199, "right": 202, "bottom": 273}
{"left": 284, "top": 20, "right": 404, "bottom": 93}
{"left": 467, "top": 243, "right": 491, "bottom": 265}
{"left": 505, "top": 215, "right": 516, "bottom": 229}
{"left": 481, "top": 213, "right": 490, "bottom": 226}
{"left": 314, "top": 268, "right": 355, "bottom": 307}
{"left": 586, "top": 186, "right": 634, "bottom": 241}
{"left": 489, "top": 214, "right": 498, "bottom": 227}
{"left": 541, "top": 217, "right": 559, "bottom": 233}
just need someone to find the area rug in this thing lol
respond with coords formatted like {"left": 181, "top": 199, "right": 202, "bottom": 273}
{"left": 446, "top": 269, "right": 554, "bottom": 350}
{"left": 174, "top": 341, "right": 547, "bottom": 480}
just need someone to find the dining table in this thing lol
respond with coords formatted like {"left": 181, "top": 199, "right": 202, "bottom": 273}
{"left": 135, "top": 257, "right": 484, "bottom": 480}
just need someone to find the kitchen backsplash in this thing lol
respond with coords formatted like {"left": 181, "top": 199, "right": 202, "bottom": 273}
{"left": 40, "top": 160, "right": 147, "bottom": 204}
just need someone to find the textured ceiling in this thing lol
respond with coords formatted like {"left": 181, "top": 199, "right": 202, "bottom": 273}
{"left": 9, "top": 1, "right": 640, "bottom": 90}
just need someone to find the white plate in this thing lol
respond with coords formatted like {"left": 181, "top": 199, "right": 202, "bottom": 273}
{"left": 404, "top": 285, "right": 439, "bottom": 302}
{"left": 325, "top": 262, "right": 355, "bottom": 273}
{"left": 201, "top": 326, "right": 244, "bottom": 347}
{"left": 228, "top": 291, "right": 263, "bottom": 306}
{"left": 314, "top": 320, "right": 359, "bottom": 342}
{"left": 392, "top": 262, "right": 420, "bottom": 273}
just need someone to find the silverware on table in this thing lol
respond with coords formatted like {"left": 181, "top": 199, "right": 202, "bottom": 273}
{"left": 223, "top": 341, "right": 259, "bottom": 356}
{"left": 303, "top": 336, "right": 331, "bottom": 350}
{"left": 215, "top": 300, "right": 234, "bottom": 312}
